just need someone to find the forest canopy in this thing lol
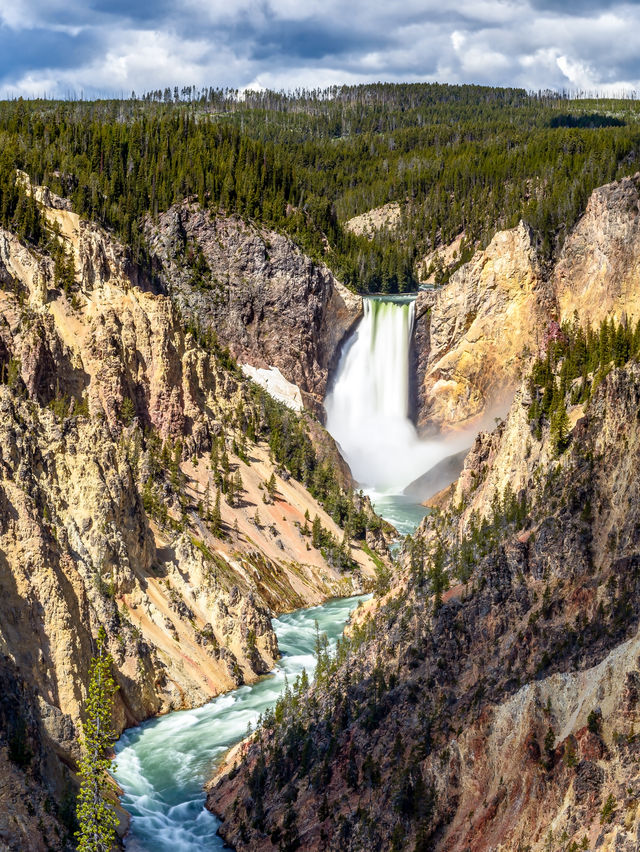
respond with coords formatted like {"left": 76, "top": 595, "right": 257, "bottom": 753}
{"left": 2, "top": 83, "right": 640, "bottom": 292}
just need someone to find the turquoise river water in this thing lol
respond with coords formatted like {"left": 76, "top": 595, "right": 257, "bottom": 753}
{"left": 114, "top": 295, "right": 457, "bottom": 848}
{"left": 115, "top": 595, "right": 369, "bottom": 851}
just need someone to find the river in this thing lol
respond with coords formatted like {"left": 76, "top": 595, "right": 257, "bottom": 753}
{"left": 115, "top": 595, "right": 369, "bottom": 851}
{"left": 115, "top": 295, "right": 460, "bottom": 848}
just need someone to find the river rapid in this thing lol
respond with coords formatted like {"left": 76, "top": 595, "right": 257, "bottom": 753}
{"left": 115, "top": 595, "right": 369, "bottom": 851}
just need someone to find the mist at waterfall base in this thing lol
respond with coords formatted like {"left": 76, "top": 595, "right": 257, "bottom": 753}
{"left": 115, "top": 595, "right": 367, "bottom": 852}
{"left": 325, "top": 296, "right": 469, "bottom": 536}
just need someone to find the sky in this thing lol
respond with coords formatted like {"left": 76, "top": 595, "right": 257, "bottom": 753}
{"left": 1, "top": 0, "right": 639, "bottom": 98}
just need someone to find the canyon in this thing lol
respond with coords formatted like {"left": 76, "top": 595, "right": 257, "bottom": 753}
{"left": 0, "top": 181, "right": 384, "bottom": 850}
{"left": 207, "top": 173, "right": 640, "bottom": 851}
{"left": 2, "top": 164, "right": 640, "bottom": 852}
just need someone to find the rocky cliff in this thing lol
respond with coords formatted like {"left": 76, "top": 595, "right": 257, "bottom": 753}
{"left": 415, "top": 174, "right": 640, "bottom": 434}
{"left": 0, "top": 183, "right": 385, "bottom": 849}
{"left": 415, "top": 221, "right": 550, "bottom": 432}
{"left": 145, "top": 202, "right": 362, "bottom": 412}
{"left": 0, "top": 654, "right": 76, "bottom": 851}
{"left": 208, "top": 351, "right": 640, "bottom": 851}
{"left": 553, "top": 173, "right": 640, "bottom": 323}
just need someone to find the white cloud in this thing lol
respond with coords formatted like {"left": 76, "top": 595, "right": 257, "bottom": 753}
{"left": 2, "top": 0, "right": 640, "bottom": 97}
{"left": 451, "top": 31, "right": 466, "bottom": 52}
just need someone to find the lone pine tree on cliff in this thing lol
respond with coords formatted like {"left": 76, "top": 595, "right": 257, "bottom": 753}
{"left": 76, "top": 627, "right": 119, "bottom": 852}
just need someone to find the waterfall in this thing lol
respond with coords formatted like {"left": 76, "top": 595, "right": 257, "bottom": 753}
{"left": 325, "top": 296, "right": 466, "bottom": 505}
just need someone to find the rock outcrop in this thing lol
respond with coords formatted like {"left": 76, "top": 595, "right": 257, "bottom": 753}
{"left": 344, "top": 202, "right": 402, "bottom": 238}
{"left": 0, "top": 654, "right": 75, "bottom": 851}
{"left": 416, "top": 221, "right": 550, "bottom": 432}
{"left": 145, "top": 202, "right": 362, "bottom": 411}
{"left": 417, "top": 231, "right": 466, "bottom": 284}
{"left": 553, "top": 172, "right": 640, "bottom": 323}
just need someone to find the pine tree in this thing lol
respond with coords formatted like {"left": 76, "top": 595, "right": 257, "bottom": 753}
{"left": 266, "top": 472, "right": 277, "bottom": 501}
{"left": 550, "top": 402, "right": 570, "bottom": 456}
{"left": 76, "top": 627, "right": 119, "bottom": 852}
{"left": 170, "top": 441, "right": 182, "bottom": 489}
{"left": 209, "top": 438, "right": 219, "bottom": 475}
{"left": 211, "top": 488, "right": 222, "bottom": 536}
{"left": 311, "top": 515, "right": 323, "bottom": 549}
{"left": 429, "top": 540, "right": 449, "bottom": 614}
{"left": 341, "top": 522, "right": 351, "bottom": 554}
{"left": 226, "top": 474, "right": 236, "bottom": 507}
{"left": 233, "top": 469, "right": 244, "bottom": 504}
{"left": 221, "top": 443, "right": 230, "bottom": 475}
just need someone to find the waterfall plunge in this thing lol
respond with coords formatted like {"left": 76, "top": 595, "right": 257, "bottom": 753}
{"left": 325, "top": 296, "right": 465, "bottom": 499}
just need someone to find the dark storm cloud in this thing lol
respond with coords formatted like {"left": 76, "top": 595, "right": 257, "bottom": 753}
{"left": 88, "top": 0, "right": 174, "bottom": 22}
{"left": 0, "top": 27, "right": 98, "bottom": 78}
{"left": 1, "top": 0, "right": 639, "bottom": 97}
{"left": 528, "top": 0, "right": 638, "bottom": 11}
{"left": 246, "top": 18, "right": 389, "bottom": 62}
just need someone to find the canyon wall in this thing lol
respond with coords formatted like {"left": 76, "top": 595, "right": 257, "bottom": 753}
{"left": 209, "top": 359, "right": 640, "bottom": 852}
{"left": 415, "top": 173, "right": 640, "bottom": 434}
{"left": 146, "top": 202, "right": 362, "bottom": 412}
{"left": 0, "top": 186, "right": 382, "bottom": 849}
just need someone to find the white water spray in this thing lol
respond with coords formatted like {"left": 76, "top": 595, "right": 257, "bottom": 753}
{"left": 325, "top": 296, "right": 468, "bottom": 514}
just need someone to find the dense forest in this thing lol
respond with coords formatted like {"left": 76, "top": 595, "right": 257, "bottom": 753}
{"left": 2, "top": 83, "right": 640, "bottom": 291}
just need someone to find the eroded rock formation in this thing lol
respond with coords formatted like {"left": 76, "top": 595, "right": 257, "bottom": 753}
{"left": 415, "top": 173, "right": 640, "bottom": 434}
{"left": 208, "top": 359, "right": 640, "bottom": 852}
{"left": 145, "top": 202, "right": 362, "bottom": 411}
{"left": 415, "top": 221, "right": 550, "bottom": 432}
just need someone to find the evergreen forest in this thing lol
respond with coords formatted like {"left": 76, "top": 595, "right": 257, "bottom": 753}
{"left": 2, "top": 83, "right": 640, "bottom": 292}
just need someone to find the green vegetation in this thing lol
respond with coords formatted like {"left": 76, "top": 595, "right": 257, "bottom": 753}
{"left": 587, "top": 709, "right": 602, "bottom": 735}
{"left": 452, "top": 484, "right": 529, "bottom": 582}
{"left": 3, "top": 85, "right": 640, "bottom": 291}
{"left": 527, "top": 315, "right": 640, "bottom": 447}
{"left": 409, "top": 483, "right": 528, "bottom": 587}
{"left": 0, "top": 166, "right": 44, "bottom": 246}
{"left": 600, "top": 793, "right": 617, "bottom": 824}
{"left": 243, "top": 380, "right": 380, "bottom": 543}
{"left": 76, "top": 627, "right": 119, "bottom": 852}
{"left": 132, "top": 330, "right": 381, "bottom": 553}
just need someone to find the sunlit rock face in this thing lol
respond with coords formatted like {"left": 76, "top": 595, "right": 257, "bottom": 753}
{"left": 415, "top": 220, "right": 550, "bottom": 433}
{"left": 414, "top": 172, "right": 640, "bottom": 435}
{"left": 553, "top": 172, "right": 640, "bottom": 323}
{"left": 0, "top": 182, "right": 383, "bottom": 849}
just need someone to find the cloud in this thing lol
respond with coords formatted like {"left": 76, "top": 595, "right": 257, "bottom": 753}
{"left": 1, "top": 0, "right": 639, "bottom": 97}
{"left": 527, "top": 0, "right": 638, "bottom": 12}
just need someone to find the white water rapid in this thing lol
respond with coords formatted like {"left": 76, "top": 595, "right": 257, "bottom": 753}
{"left": 115, "top": 595, "right": 367, "bottom": 851}
{"left": 325, "top": 295, "right": 468, "bottom": 534}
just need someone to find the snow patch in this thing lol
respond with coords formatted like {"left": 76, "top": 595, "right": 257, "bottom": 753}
{"left": 241, "top": 364, "right": 303, "bottom": 412}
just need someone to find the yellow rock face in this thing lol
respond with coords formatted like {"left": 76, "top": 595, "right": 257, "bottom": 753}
{"left": 554, "top": 173, "right": 640, "bottom": 325}
{"left": 416, "top": 172, "right": 640, "bottom": 434}
{"left": 417, "top": 221, "right": 551, "bottom": 433}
